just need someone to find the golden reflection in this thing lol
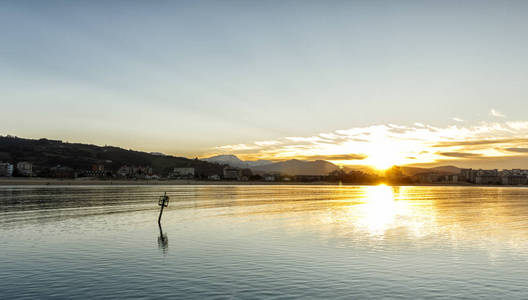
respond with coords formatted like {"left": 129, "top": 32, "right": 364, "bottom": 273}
{"left": 355, "top": 185, "right": 399, "bottom": 236}
{"left": 348, "top": 186, "right": 435, "bottom": 238}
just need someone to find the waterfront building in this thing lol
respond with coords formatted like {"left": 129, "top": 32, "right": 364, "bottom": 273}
{"left": 474, "top": 169, "right": 500, "bottom": 184}
{"left": 170, "top": 167, "right": 195, "bottom": 179}
{"left": 264, "top": 175, "right": 276, "bottom": 182}
{"left": 414, "top": 172, "right": 442, "bottom": 183}
{"left": 460, "top": 168, "right": 477, "bottom": 183}
{"left": 499, "top": 169, "right": 528, "bottom": 185}
{"left": 223, "top": 167, "right": 242, "bottom": 180}
{"left": 0, "top": 162, "right": 14, "bottom": 177}
{"left": 117, "top": 165, "right": 133, "bottom": 177}
{"left": 16, "top": 162, "right": 33, "bottom": 176}
{"left": 444, "top": 174, "right": 458, "bottom": 184}
{"left": 49, "top": 165, "right": 76, "bottom": 178}
{"left": 117, "top": 165, "right": 153, "bottom": 178}
{"left": 208, "top": 174, "right": 221, "bottom": 181}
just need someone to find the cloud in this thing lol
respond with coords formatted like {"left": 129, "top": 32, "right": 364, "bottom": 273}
{"left": 438, "top": 152, "right": 483, "bottom": 158}
{"left": 209, "top": 120, "right": 528, "bottom": 167}
{"left": 433, "top": 138, "right": 528, "bottom": 148}
{"left": 452, "top": 117, "right": 464, "bottom": 122}
{"left": 490, "top": 109, "right": 505, "bottom": 118}
{"left": 504, "top": 148, "right": 528, "bottom": 153}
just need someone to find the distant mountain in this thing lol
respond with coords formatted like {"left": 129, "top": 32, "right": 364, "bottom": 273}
{"left": 252, "top": 159, "right": 339, "bottom": 176}
{"left": 201, "top": 154, "right": 272, "bottom": 168}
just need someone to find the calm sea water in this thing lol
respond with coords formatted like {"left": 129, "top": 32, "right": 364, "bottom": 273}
{"left": 1, "top": 185, "right": 528, "bottom": 299}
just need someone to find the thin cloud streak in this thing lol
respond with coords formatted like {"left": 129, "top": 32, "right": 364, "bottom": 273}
{"left": 439, "top": 152, "right": 483, "bottom": 158}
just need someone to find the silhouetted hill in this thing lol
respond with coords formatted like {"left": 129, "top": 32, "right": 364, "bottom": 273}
{"left": 0, "top": 136, "right": 223, "bottom": 177}
{"left": 252, "top": 159, "right": 339, "bottom": 176}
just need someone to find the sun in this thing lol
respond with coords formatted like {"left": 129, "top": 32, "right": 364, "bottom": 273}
{"left": 368, "top": 157, "right": 394, "bottom": 171}
{"left": 364, "top": 149, "right": 396, "bottom": 171}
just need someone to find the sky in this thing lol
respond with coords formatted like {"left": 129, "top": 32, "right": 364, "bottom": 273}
{"left": 2, "top": 1, "right": 528, "bottom": 168}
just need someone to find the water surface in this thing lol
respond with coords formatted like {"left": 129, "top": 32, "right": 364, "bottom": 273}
{"left": 1, "top": 185, "right": 528, "bottom": 299}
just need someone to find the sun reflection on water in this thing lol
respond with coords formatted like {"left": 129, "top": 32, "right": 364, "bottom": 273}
{"left": 349, "top": 185, "right": 435, "bottom": 238}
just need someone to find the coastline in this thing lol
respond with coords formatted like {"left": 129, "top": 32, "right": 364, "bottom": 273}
{"left": 0, "top": 177, "right": 514, "bottom": 187}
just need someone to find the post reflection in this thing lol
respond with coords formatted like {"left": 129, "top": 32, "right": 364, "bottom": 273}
{"left": 157, "top": 223, "right": 168, "bottom": 254}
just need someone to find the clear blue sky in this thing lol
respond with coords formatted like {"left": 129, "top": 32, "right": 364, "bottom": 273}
{"left": 2, "top": 1, "right": 528, "bottom": 163}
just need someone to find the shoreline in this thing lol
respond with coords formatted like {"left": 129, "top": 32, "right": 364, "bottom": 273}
{"left": 0, "top": 177, "right": 523, "bottom": 187}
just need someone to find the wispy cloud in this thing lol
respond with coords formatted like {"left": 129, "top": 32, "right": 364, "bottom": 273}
{"left": 452, "top": 117, "right": 465, "bottom": 122}
{"left": 438, "top": 152, "right": 483, "bottom": 158}
{"left": 490, "top": 109, "right": 506, "bottom": 118}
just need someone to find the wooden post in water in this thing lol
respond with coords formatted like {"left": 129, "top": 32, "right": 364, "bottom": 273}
{"left": 158, "top": 192, "right": 169, "bottom": 224}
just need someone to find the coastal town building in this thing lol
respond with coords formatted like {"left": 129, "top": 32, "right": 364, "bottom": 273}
{"left": 117, "top": 165, "right": 153, "bottom": 178}
{"left": 117, "top": 165, "right": 132, "bottom": 177}
{"left": 459, "top": 168, "right": 528, "bottom": 185}
{"left": 16, "top": 162, "right": 33, "bottom": 176}
{"left": 475, "top": 169, "right": 500, "bottom": 184}
{"left": 499, "top": 169, "right": 528, "bottom": 185}
{"left": 0, "top": 162, "right": 14, "bottom": 177}
{"left": 294, "top": 175, "right": 324, "bottom": 182}
{"left": 264, "top": 175, "right": 276, "bottom": 182}
{"left": 49, "top": 165, "right": 76, "bottom": 178}
{"left": 208, "top": 174, "right": 221, "bottom": 181}
{"left": 444, "top": 174, "right": 458, "bottom": 184}
{"left": 223, "top": 167, "right": 242, "bottom": 180}
{"left": 170, "top": 167, "right": 195, "bottom": 179}
{"left": 414, "top": 172, "right": 442, "bottom": 183}
{"left": 82, "top": 164, "right": 109, "bottom": 177}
